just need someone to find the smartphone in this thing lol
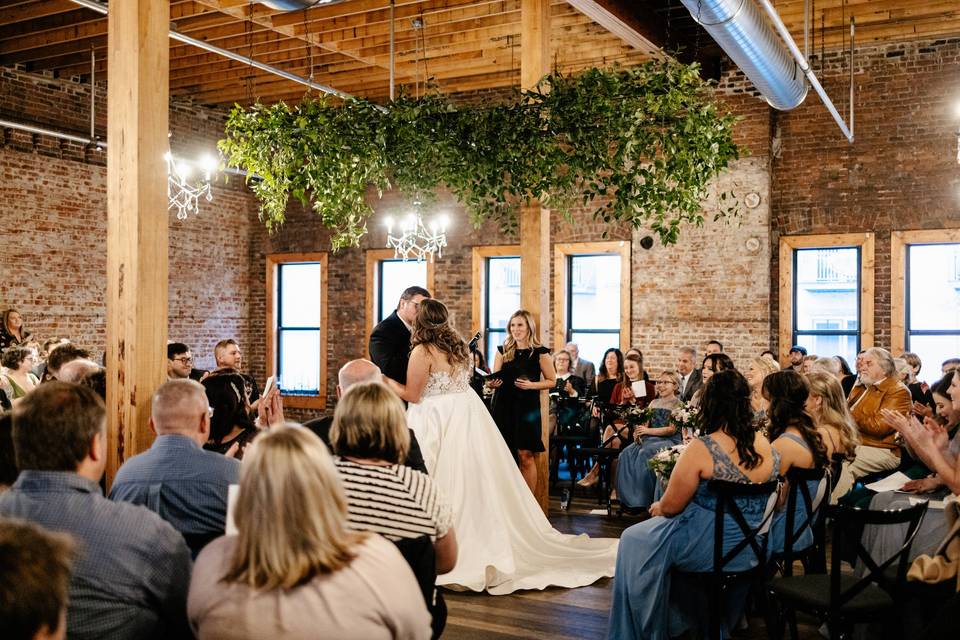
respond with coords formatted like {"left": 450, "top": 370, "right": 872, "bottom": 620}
{"left": 261, "top": 375, "right": 275, "bottom": 398}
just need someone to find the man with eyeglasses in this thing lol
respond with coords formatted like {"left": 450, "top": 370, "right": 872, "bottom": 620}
{"left": 167, "top": 343, "right": 199, "bottom": 381}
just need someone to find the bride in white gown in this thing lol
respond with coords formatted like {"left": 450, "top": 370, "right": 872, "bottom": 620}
{"left": 386, "top": 299, "right": 618, "bottom": 595}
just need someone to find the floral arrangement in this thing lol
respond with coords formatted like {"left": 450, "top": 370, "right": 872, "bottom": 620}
{"left": 647, "top": 443, "right": 689, "bottom": 481}
{"left": 621, "top": 405, "right": 653, "bottom": 429}
{"left": 671, "top": 402, "right": 701, "bottom": 440}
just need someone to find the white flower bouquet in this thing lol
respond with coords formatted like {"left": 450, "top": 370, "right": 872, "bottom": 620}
{"left": 647, "top": 442, "right": 689, "bottom": 481}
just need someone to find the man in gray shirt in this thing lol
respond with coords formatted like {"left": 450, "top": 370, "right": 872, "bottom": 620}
{"left": 0, "top": 382, "right": 192, "bottom": 640}
{"left": 110, "top": 379, "right": 240, "bottom": 557}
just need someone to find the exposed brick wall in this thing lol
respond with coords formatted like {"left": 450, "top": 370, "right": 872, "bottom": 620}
{"left": 768, "top": 38, "right": 960, "bottom": 353}
{"left": 0, "top": 67, "right": 259, "bottom": 371}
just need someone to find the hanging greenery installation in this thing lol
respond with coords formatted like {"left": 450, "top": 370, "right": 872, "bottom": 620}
{"left": 219, "top": 58, "right": 742, "bottom": 250}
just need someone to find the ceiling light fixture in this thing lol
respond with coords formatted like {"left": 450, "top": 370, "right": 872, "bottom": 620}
{"left": 384, "top": 202, "right": 449, "bottom": 263}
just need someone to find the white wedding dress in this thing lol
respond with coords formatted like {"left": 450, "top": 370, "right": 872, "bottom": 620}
{"left": 406, "top": 364, "right": 619, "bottom": 595}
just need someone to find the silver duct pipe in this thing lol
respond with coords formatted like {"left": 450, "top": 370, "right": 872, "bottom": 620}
{"left": 68, "top": 0, "right": 361, "bottom": 104}
{"left": 0, "top": 117, "right": 101, "bottom": 147}
{"left": 680, "top": 0, "right": 808, "bottom": 111}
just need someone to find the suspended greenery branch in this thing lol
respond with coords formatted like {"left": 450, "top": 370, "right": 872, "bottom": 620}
{"left": 219, "top": 58, "right": 742, "bottom": 249}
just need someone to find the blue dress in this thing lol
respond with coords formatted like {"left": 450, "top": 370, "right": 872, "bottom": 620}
{"left": 616, "top": 401, "right": 682, "bottom": 509}
{"left": 766, "top": 433, "right": 825, "bottom": 558}
{"left": 607, "top": 435, "right": 781, "bottom": 640}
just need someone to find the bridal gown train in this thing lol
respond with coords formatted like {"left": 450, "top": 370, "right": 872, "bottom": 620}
{"left": 406, "top": 366, "right": 619, "bottom": 595}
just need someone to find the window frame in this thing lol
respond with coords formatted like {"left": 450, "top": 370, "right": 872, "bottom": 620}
{"left": 778, "top": 233, "right": 874, "bottom": 368}
{"left": 471, "top": 245, "right": 521, "bottom": 362}
{"left": 552, "top": 241, "right": 631, "bottom": 355}
{"left": 891, "top": 228, "right": 960, "bottom": 356}
{"left": 266, "top": 252, "right": 329, "bottom": 410}
{"left": 364, "top": 248, "right": 435, "bottom": 349}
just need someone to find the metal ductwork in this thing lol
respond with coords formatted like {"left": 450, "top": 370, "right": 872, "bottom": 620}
{"left": 258, "top": 0, "right": 344, "bottom": 10}
{"left": 679, "top": 0, "right": 808, "bottom": 111}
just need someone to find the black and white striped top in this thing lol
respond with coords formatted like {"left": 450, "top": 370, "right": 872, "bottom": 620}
{"left": 335, "top": 458, "right": 453, "bottom": 542}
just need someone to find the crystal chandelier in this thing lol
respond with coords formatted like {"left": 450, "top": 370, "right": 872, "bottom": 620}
{"left": 384, "top": 203, "right": 449, "bottom": 263}
{"left": 166, "top": 152, "right": 217, "bottom": 220}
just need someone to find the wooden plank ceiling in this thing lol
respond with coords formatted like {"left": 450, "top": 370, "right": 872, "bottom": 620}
{"left": 1, "top": 0, "right": 958, "bottom": 108}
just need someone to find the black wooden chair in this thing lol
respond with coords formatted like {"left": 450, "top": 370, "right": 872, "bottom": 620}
{"left": 673, "top": 479, "right": 780, "bottom": 640}
{"left": 393, "top": 535, "right": 446, "bottom": 640}
{"left": 766, "top": 501, "right": 929, "bottom": 640}
{"left": 763, "top": 466, "right": 829, "bottom": 639}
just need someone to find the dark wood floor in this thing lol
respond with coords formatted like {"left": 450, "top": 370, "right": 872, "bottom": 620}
{"left": 441, "top": 491, "right": 823, "bottom": 640}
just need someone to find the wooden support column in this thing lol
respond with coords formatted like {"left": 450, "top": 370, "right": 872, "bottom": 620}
{"left": 105, "top": 0, "right": 170, "bottom": 485}
{"left": 520, "top": 0, "right": 552, "bottom": 515}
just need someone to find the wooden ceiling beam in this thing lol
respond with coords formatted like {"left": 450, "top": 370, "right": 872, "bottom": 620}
{"left": 0, "top": 0, "right": 80, "bottom": 28}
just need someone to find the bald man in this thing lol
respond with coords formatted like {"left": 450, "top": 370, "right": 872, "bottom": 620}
{"left": 303, "top": 359, "right": 427, "bottom": 474}
{"left": 57, "top": 358, "right": 101, "bottom": 384}
{"left": 109, "top": 379, "right": 240, "bottom": 557}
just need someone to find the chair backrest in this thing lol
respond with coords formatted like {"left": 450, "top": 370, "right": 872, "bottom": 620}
{"left": 707, "top": 479, "right": 781, "bottom": 576}
{"left": 827, "top": 501, "right": 929, "bottom": 610}
{"left": 781, "top": 465, "right": 828, "bottom": 576}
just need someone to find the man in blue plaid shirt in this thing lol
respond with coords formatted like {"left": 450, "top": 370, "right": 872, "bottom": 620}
{"left": 0, "top": 382, "right": 192, "bottom": 640}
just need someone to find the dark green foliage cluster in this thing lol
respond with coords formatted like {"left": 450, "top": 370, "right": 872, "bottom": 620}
{"left": 219, "top": 59, "right": 741, "bottom": 250}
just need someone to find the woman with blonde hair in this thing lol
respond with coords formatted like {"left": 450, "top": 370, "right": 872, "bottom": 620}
{"left": 745, "top": 356, "right": 780, "bottom": 429}
{"left": 488, "top": 309, "right": 555, "bottom": 492}
{"left": 804, "top": 370, "right": 860, "bottom": 461}
{"left": 387, "top": 299, "right": 617, "bottom": 595}
{"left": 187, "top": 426, "right": 431, "bottom": 640}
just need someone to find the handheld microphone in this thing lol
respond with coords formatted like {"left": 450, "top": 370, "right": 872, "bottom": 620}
{"left": 468, "top": 330, "right": 482, "bottom": 351}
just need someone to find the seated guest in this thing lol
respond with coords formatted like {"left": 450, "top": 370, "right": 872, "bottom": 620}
{"left": 677, "top": 346, "right": 702, "bottom": 402}
{"left": 625, "top": 348, "right": 651, "bottom": 381}
{"left": 834, "top": 355, "right": 856, "bottom": 392}
{"left": 565, "top": 342, "right": 596, "bottom": 393}
{"left": 616, "top": 370, "right": 683, "bottom": 510}
{"left": 109, "top": 380, "right": 240, "bottom": 557}
{"left": 691, "top": 353, "right": 736, "bottom": 409}
{"left": 0, "top": 346, "right": 39, "bottom": 404}
{"left": 801, "top": 354, "right": 819, "bottom": 374}
{"left": 804, "top": 371, "right": 860, "bottom": 462}
{"left": 77, "top": 368, "right": 106, "bottom": 400}
{"left": 942, "top": 357, "right": 960, "bottom": 376}
{"left": 551, "top": 350, "right": 586, "bottom": 433}
{"left": 745, "top": 356, "right": 779, "bottom": 431}
{"left": 166, "top": 343, "right": 194, "bottom": 380}
{"left": 0, "top": 517, "right": 75, "bottom": 640}
{"left": 208, "top": 339, "right": 260, "bottom": 411}
{"left": 763, "top": 371, "right": 831, "bottom": 557}
{"left": 34, "top": 337, "right": 68, "bottom": 383}
{"left": 303, "top": 359, "right": 426, "bottom": 473}
{"left": 611, "top": 353, "right": 655, "bottom": 407}
{"left": 812, "top": 356, "right": 841, "bottom": 376}
{"left": 0, "top": 308, "right": 31, "bottom": 352}
{"left": 840, "top": 372, "right": 955, "bottom": 508}
{"left": 44, "top": 344, "right": 90, "bottom": 381}
{"left": 901, "top": 351, "right": 935, "bottom": 414}
{"left": 831, "top": 347, "right": 912, "bottom": 501}
{"left": 607, "top": 370, "right": 780, "bottom": 639}
{"left": 0, "top": 413, "right": 16, "bottom": 488}
{"left": 577, "top": 350, "right": 634, "bottom": 488}
{"left": 56, "top": 358, "right": 100, "bottom": 384}
{"left": 469, "top": 348, "right": 490, "bottom": 399}
{"left": 188, "top": 426, "right": 431, "bottom": 640}
{"left": 330, "top": 382, "right": 457, "bottom": 575}
{"left": 704, "top": 340, "right": 723, "bottom": 356}
{"left": 201, "top": 372, "right": 260, "bottom": 458}
{"left": 860, "top": 371, "right": 960, "bottom": 569}
{"left": 0, "top": 383, "right": 192, "bottom": 639}
{"left": 787, "top": 345, "right": 806, "bottom": 372}
{"left": 594, "top": 347, "right": 625, "bottom": 404}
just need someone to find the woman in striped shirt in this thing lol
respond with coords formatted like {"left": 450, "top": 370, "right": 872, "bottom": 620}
{"left": 330, "top": 381, "right": 458, "bottom": 574}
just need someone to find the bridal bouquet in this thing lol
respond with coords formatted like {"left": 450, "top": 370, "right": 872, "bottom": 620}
{"left": 671, "top": 402, "right": 701, "bottom": 441}
{"left": 647, "top": 443, "right": 689, "bottom": 481}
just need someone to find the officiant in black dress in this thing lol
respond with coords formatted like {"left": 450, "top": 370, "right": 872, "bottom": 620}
{"left": 368, "top": 286, "right": 431, "bottom": 384}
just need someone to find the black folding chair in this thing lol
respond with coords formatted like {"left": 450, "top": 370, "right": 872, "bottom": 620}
{"left": 766, "top": 501, "right": 929, "bottom": 640}
{"left": 673, "top": 479, "right": 780, "bottom": 640}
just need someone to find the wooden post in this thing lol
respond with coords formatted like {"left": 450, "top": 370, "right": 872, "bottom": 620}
{"left": 520, "top": 0, "right": 552, "bottom": 515}
{"left": 105, "top": 0, "right": 170, "bottom": 485}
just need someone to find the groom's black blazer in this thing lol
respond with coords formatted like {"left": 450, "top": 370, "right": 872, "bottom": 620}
{"left": 369, "top": 310, "right": 412, "bottom": 384}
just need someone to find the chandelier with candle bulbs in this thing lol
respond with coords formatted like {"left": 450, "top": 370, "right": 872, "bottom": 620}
{"left": 166, "top": 151, "right": 218, "bottom": 220}
{"left": 384, "top": 202, "right": 449, "bottom": 263}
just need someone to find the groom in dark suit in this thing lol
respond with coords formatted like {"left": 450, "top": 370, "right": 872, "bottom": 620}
{"left": 368, "top": 285, "right": 431, "bottom": 384}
